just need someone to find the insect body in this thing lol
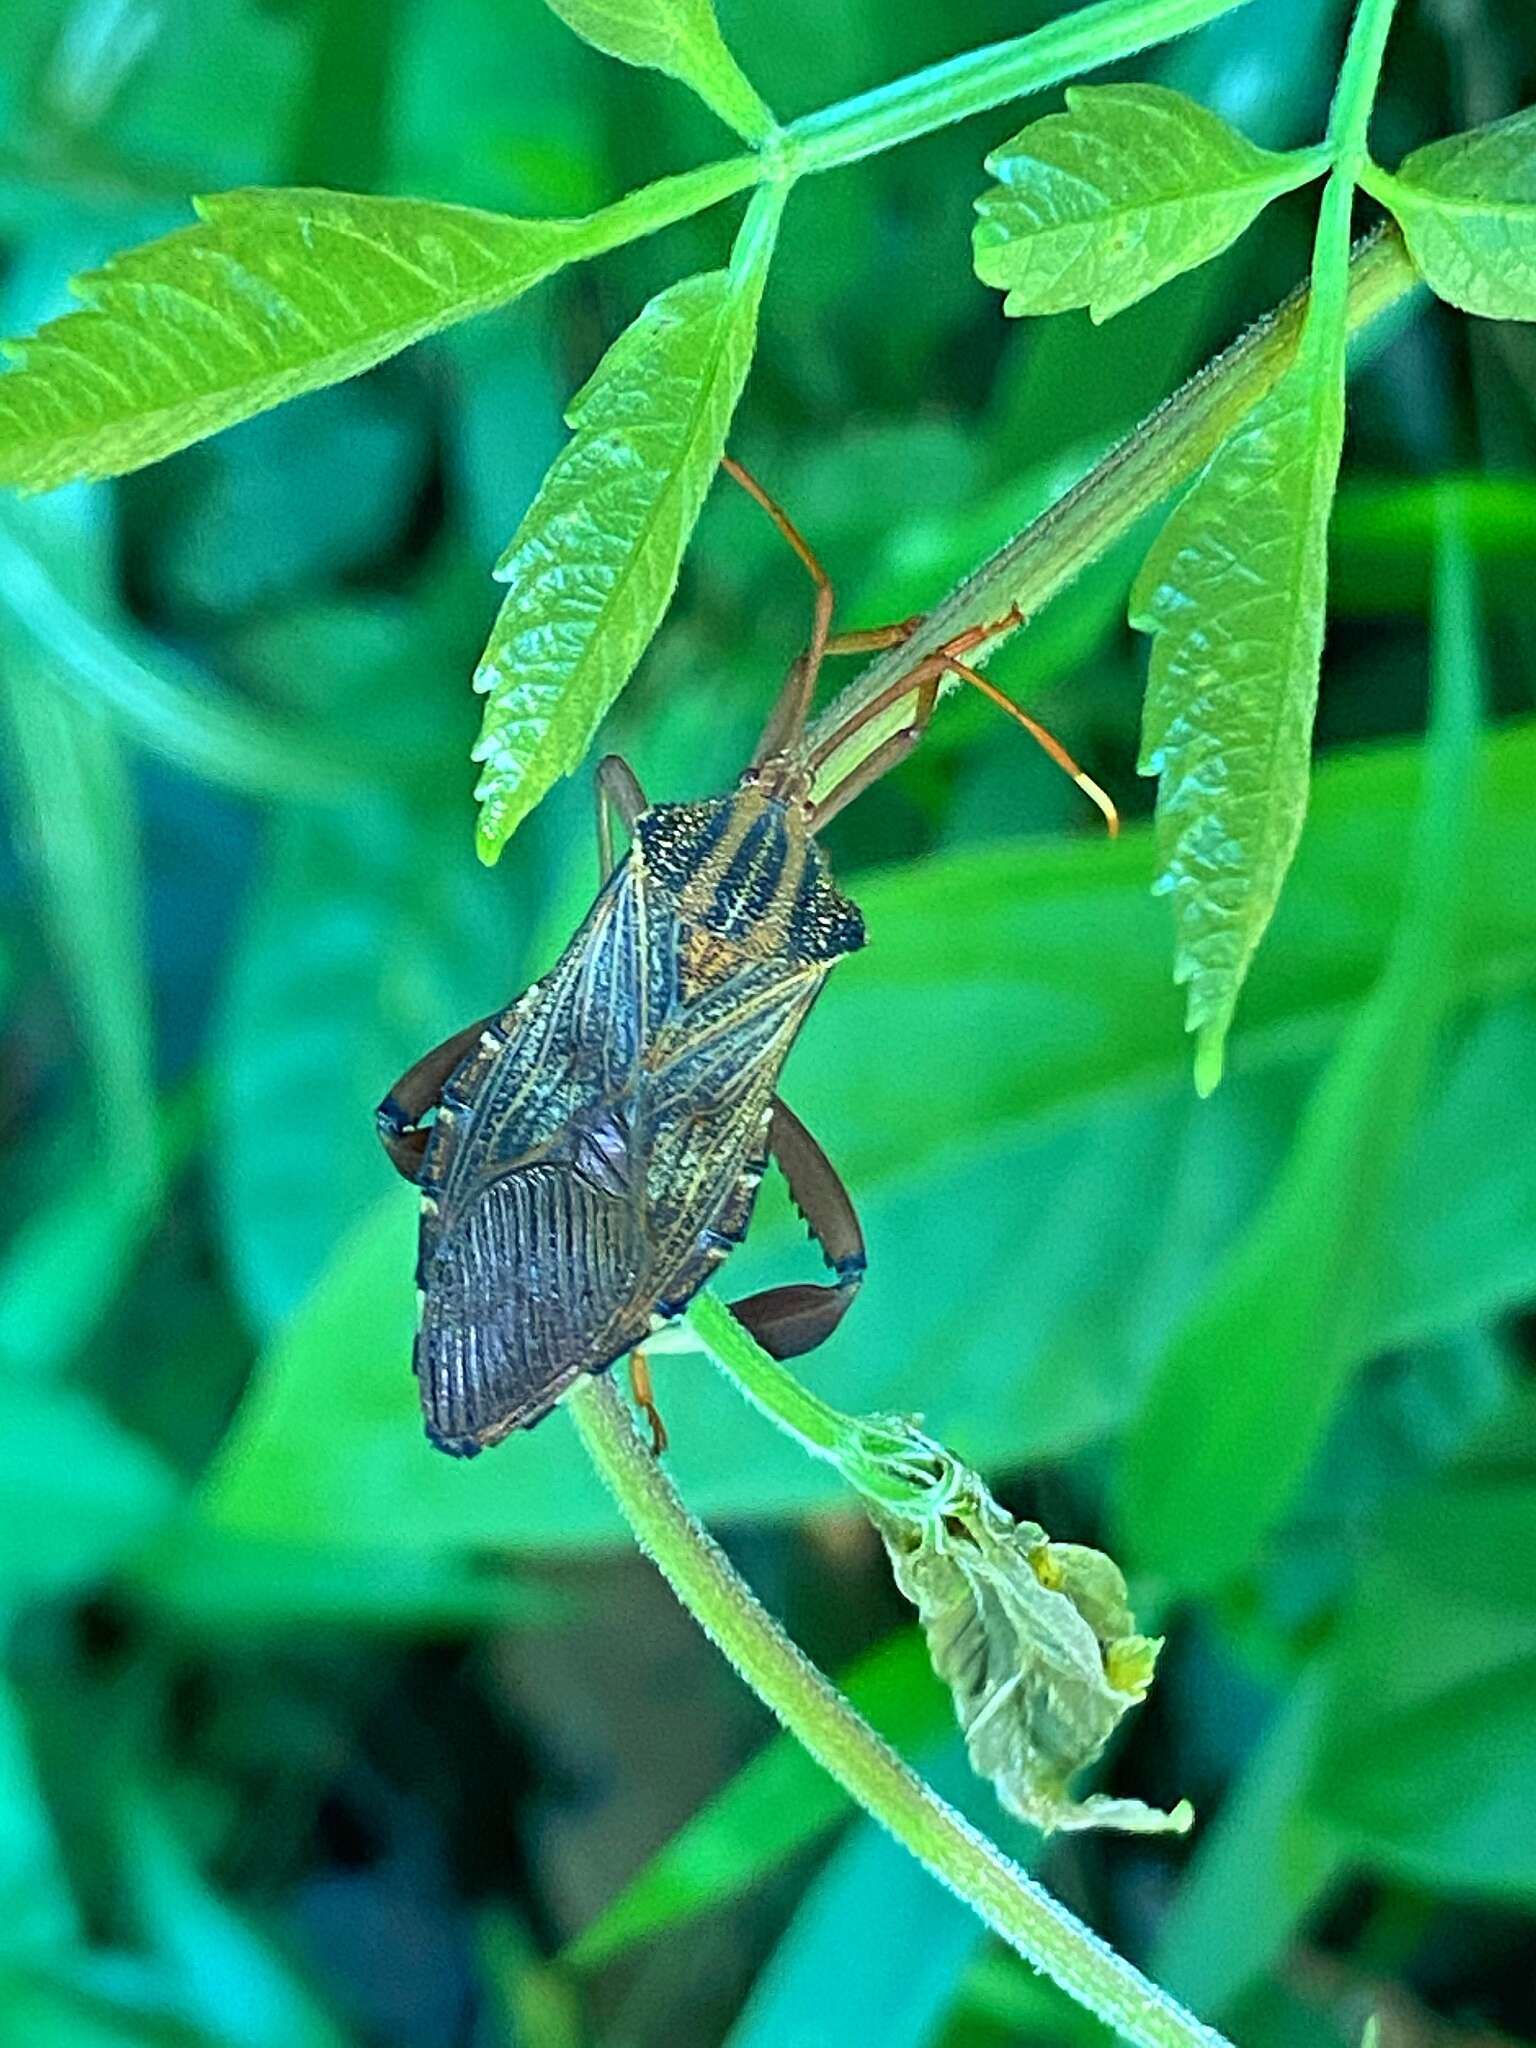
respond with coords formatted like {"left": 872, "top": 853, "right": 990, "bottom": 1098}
{"left": 378, "top": 460, "right": 1116, "bottom": 1455}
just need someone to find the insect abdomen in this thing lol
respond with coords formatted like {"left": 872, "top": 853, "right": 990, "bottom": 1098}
{"left": 418, "top": 1164, "right": 645, "bottom": 1455}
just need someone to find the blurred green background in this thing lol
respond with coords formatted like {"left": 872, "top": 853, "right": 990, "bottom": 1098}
{"left": 3, "top": 1, "right": 1536, "bottom": 2044}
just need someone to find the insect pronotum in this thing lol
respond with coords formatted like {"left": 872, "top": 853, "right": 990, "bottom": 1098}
{"left": 377, "top": 459, "right": 1116, "bottom": 1457}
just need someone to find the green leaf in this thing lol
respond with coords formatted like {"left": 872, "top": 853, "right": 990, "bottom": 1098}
{"left": 1151, "top": 1672, "right": 1346, "bottom": 2016}
{"left": 0, "top": 1384, "right": 178, "bottom": 1609}
{"left": 126, "top": 1526, "right": 557, "bottom": 1636}
{"left": 1117, "top": 508, "right": 1483, "bottom": 1595}
{"left": 0, "top": 1671, "right": 79, "bottom": 1960}
{"left": 974, "top": 85, "right": 1326, "bottom": 322}
{"left": 0, "top": 188, "right": 595, "bottom": 492}
{"left": 210, "top": 794, "right": 520, "bottom": 1328}
{"left": 1364, "top": 108, "right": 1536, "bottom": 322}
{"left": 544, "top": 0, "right": 774, "bottom": 144}
{"left": 1309, "top": 1388, "right": 1536, "bottom": 1899}
{"left": 1, "top": 656, "right": 157, "bottom": 1178}
{"left": 471, "top": 185, "right": 782, "bottom": 861}
{"left": 569, "top": 1630, "right": 950, "bottom": 1965}
{"left": 197, "top": 722, "right": 1536, "bottom": 1554}
{"left": 1129, "top": 307, "right": 1345, "bottom": 1092}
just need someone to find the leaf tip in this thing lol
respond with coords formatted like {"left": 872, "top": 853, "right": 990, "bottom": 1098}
{"left": 1193, "top": 1028, "right": 1226, "bottom": 1098}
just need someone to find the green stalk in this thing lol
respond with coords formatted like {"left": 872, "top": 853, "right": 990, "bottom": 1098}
{"left": 567, "top": 1370, "right": 1231, "bottom": 2048}
{"left": 803, "top": 223, "right": 1421, "bottom": 795}
{"left": 781, "top": 0, "right": 1255, "bottom": 172}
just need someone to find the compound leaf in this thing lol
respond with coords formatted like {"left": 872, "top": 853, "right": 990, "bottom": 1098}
{"left": 975, "top": 84, "right": 1326, "bottom": 323}
{"left": 1365, "top": 107, "right": 1536, "bottom": 321}
{"left": 0, "top": 189, "right": 592, "bottom": 492}
{"left": 471, "top": 186, "right": 780, "bottom": 861}
{"left": 544, "top": 0, "right": 773, "bottom": 143}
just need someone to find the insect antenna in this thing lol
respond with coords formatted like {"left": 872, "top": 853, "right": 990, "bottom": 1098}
{"left": 721, "top": 455, "right": 1118, "bottom": 837}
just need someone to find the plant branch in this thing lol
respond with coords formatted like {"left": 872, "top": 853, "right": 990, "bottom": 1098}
{"left": 566, "top": 1369, "right": 1230, "bottom": 2048}
{"left": 801, "top": 222, "right": 1422, "bottom": 797}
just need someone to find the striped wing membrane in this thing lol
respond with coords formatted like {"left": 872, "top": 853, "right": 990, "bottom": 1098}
{"left": 418, "top": 1163, "right": 645, "bottom": 1455}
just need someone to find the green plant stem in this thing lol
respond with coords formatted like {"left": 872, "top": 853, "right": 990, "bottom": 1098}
{"left": 567, "top": 1369, "right": 1231, "bottom": 2048}
{"left": 780, "top": 0, "right": 1255, "bottom": 172}
{"left": 569, "top": 0, "right": 1257, "bottom": 259}
{"left": 803, "top": 222, "right": 1421, "bottom": 795}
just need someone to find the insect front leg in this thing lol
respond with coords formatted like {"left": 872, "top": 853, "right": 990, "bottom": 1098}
{"left": 376, "top": 1017, "right": 494, "bottom": 1182}
{"left": 594, "top": 754, "right": 648, "bottom": 878}
{"left": 729, "top": 1099, "right": 866, "bottom": 1359}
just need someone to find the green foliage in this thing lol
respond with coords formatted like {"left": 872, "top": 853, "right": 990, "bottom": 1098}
{"left": 542, "top": 0, "right": 775, "bottom": 143}
{"left": 975, "top": 85, "right": 1326, "bottom": 321}
{"left": 1120, "top": 511, "right": 1480, "bottom": 1592}
{"left": 1366, "top": 108, "right": 1536, "bottom": 321}
{"left": 0, "top": 191, "right": 588, "bottom": 491}
{"left": 471, "top": 190, "right": 780, "bottom": 860}
{"left": 4, "top": 0, "right": 1536, "bottom": 2042}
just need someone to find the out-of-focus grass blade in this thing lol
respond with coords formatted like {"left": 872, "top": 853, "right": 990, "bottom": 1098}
{"left": 1151, "top": 1671, "right": 1346, "bottom": 2016}
{"left": 1117, "top": 499, "right": 1485, "bottom": 1595}
{"left": 117, "top": 1788, "right": 347, "bottom": 2048}
{"left": 1, "top": 665, "right": 156, "bottom": 1176}
{"left": 0, "top": 511, "right": 356, "bottom": 801}
{"left": 0, "top": 1086, "right": 198, "bottom": 1387}
{"left": 0, "top": 1670, "right": 80, "bottom": 1959}
{"left": 127, "top": 1525, "right": 561, "bottom": 1636}
{"left": 567, "top": 1628, "right": 949, "bottom": 1965}
{"left": 723, "top": 1782, "right": 985, "bottom": 2048}
{"left": 1309, "top": 1386, "right": 1536, "bottom": 1897}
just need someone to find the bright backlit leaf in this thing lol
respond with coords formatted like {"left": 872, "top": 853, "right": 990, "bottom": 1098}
{"left": 975, "top": 84, "right": 1327, "bottom": 322}
{"left": 0, "top": 189, "right": 592, "bottom": 492}
{"left": 471, "top": 187, "right": 781, "bottom": 861}
{"left": 544, "top": 0, "right": 773, "bottom": 143}
{"left": 1365, "top": 107, "right": 1536, "bottom": 321}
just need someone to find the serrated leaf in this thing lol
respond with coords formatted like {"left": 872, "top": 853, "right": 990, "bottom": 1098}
{"left": 545, "top": 0, "right": 773, "bottom": 144}
{"left": 1365, "top": 107, "right": 1536, "bottom": 321}
{"left": 974, "top": 84, "right": 1326, "bottom": 323}
{"left": 1130, "top": 345, "right": 1344, "bottom": 1091}
{"left": 0, "top": 189, "right": 593, "bottom": 492}
{"left": 471, "top": 187, "right": 780, "bottom": 861}
{"left": 870, "top": 1483, "right": 1189, "bottom": 1837}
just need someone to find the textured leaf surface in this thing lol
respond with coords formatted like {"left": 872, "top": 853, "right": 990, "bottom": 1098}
{"left": 544, "top": 0, "right": 772, "bottom": 142}
{"left": 975, "top": 84, "right": 1325, "bottom": 322}
{"left": 872, "top": 1486, "right": 1188, "bottom": 1836}
{"left": 1119, "top": 519, "right": 1481, "bottom": 1593}
{"left": 471, "top": 191, "right": 778, "bottom": 860}
{"left": 1130, "top": 335, "right": 1343, "bottom": 1090}
{"left": 1367, "top": 108, "right": 1536, "bottom": 321}
{"left": 0, "top": 189, "right": 587, "bottom": 491}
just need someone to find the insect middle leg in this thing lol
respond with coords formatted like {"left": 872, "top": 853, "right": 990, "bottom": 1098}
{"left": 730, "top": 1099, "right": 866, "bottom": 1359}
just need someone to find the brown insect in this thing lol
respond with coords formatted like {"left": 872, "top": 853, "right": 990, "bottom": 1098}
{"left": 376, "top": 460, "right": 1115, "bottom": 1456}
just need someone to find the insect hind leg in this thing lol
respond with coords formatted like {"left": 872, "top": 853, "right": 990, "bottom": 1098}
{"left": 729, "top": 1098, "right": 865, "bottom": 1359}
{"left": 376, "top": 1015, "right": 496, "bottom": 1182}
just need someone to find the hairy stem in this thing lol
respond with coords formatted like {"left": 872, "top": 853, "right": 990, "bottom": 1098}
{"left": 567, "top": 1370, "right": 1230, "bottom": 2048}
{"left": 803, "top": 222, "right": 1421, "bottom": 797}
